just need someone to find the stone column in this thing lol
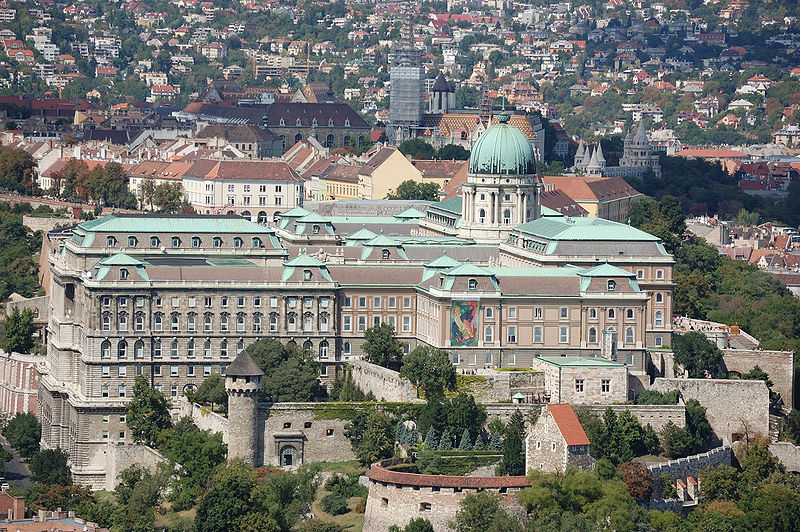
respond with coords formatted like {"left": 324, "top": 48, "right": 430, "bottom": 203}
{"left": 490, "top": 193, "right": 495, "bottom": 224}
{"left": 522, "top": 192, "right": 528, "bottom": 222}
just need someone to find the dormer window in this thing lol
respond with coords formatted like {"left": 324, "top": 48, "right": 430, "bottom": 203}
{"left": 279, "top": 118, "right": 285, "bottom": 126}
{"left": 191, "top": 237, "right": 201, "bottom": 248}
{"left": 296, "top": 118, "right": 302, "bottom": 126}
{"left": 213, "top": 237, "right": 222, "bottom": 248}
{"left": 607, "top": 280, "right": 616, "bottom": 291}
{"left": 303, "top": 269, "right": 312, "bottom": 281}
{"left": 106, "top": 236, "right": 117, "bottom": 247}
{"left": 381, "top": 249, "right": 390, "bottom": 259}
{"left": 233, "top": 237, "right": 243, "bottom": 248}
{"left": 171, "top": 237, "right": 181, "bottom": 247}
{"left": 468, "top": 279, "right": 477, "bottom": 290}
{"left": 312, "top": 118, "right": 318, "bottom": 127}
{"left": 127, "top": 236, "right": 137, "bottom": 247}
{"left": 344, "top": 119, "right": 350, "bottom": 127}
{"left": 312, "top": 224, "right": 320, "bottom": 234}
{"left": 252, "top": 237, "right": 262, "bottom": 248}
{"left": 119, "top": 268, "right": 129, "bottom": 280}
{"left": 328, "top": 118, "right": 334, "bottom": 127}
{"left": 150, "top": 236, "right": 160, "bottom": 248}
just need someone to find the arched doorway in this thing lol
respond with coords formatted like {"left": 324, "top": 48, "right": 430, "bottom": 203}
{"left": 280, "top": 445, "right": 297, "bottom": 466}
{"left": 241, "top": 211, "right": 251, "bottom": 220}
{"left": 257, "top": 211, "right": 268, "bottom": 223}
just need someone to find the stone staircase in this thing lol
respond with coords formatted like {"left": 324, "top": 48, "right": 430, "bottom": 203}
{"left": 770, "top": 414, "right": 781, "bottom": 442}
{"left": 729, "top": 333, "right": 759, "bottom": 350}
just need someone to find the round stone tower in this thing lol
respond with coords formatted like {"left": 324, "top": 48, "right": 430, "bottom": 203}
{"left": 224, "top": 351, "right": 264, "bottom": 466}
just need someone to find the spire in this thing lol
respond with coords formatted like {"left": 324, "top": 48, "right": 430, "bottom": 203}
{"left": 595, "top": 142, "right": 606, "bottom": 165}
{"left": 634, "top": 121, "right": 648, "bottom": 144}
{"left": 575, "top": 140, "right": 585, "bottom": 163}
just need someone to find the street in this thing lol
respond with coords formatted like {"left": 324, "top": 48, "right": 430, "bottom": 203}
{"left": 0, "top": 434, "right": 32, "bottom": 489}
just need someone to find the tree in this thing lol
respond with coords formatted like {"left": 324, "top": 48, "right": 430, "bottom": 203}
{"left": 437, "top": 144, "right": 470, "bottom": 160}
{"left": 617, "top": 462, "right": 653, "bottom": 503}
{"left": 153, "top": 182, "right": 183, "bottom": 213}
{"left": 660, "top": 421, "right": 694, "bottom": 459}
{"left": 497, "top": 411, "right": 525, "bottom": 476}
{"left": 388, "top": 518, "right": 435, "bottom": 532}
{"left": 194, "top": 474, "right": 254, "bottom": 532}
{"left": 398, "top": 138, "right": 435, "bottom": 159}
{"left": 459, "top": 429, "right": 473, "bottom": 450}
{"left": 446, "top": 393, "right": 486, "bottom": 442}
{"left": 673, "top": 331, "right": 726, "bottom": 378}
{"left": 385, "top": 180, "right": 440, "bottom": 201}
{"left": 362, "top": 323, "right": 404, "bottom": 368}
{"left": 29, "top": 448, "right": 71, "bottom": 486}
{"left": 352, "top": 410, "right": 395, "bottom": 465}
{"left": 399, "top": 346, "right": 456, "bottom": 398}
{"left": 246, "top": 339, "right": 321, "bottom": 402}
{"left": 189, "top": 374, "right": 228, "bottom": 413}
{"left": 448, "top": 491, "right": 523, "bottom": 532}
{"left": 4, "top": 412, "right": 40, "bottom": 457}
{"left": 1, "top": 308, "right": 34, "bottom": 354}
{"left": 140, "top": 177, "right": 156, "bottom": 210}
{"left": 126, "top": 375, "right": 172, "bottom": 446}
{"left": 86, "top": 162, "right": 136, "bottom": 208}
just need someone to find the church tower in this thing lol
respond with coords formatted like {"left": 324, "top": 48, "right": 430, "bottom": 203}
{"left": 459, "top": 114, "right": 543, "bottom": 242}
{"left": 429, "top": 72, "right": 454, "bottom": 114}
{"left": 225, "top": 351, "right": 264, "bottom": 466}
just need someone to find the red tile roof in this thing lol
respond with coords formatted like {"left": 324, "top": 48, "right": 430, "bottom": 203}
{"left": 366, "top": 461, "right": 530, "bottom": 488}
{"left": 548, "top": 404, "right": 590, "bottom": 446}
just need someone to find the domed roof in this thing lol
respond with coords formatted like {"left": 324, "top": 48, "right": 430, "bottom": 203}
{"left": 468, "top": 114, "right": 536, "bottom": 175}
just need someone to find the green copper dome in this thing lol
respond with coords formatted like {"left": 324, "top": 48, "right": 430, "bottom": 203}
{"left": 468, "top": 114, "right": 536, "bottom": 175}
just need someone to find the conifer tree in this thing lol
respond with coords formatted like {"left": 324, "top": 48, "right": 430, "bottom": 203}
{"left": 458, "top": 429, "right": 472, "bottom": 450}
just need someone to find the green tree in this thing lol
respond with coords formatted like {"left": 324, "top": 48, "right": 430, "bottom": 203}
{"left": 195, "top": 474, "right": 254, "bottom": 532}
{"left": 660, "top": 421, "right": 694, "bottom": 459}
{"left": 388, "top": 518, "right": 435, "bottom": 532}
{"left": 352, "top": 410, "right": 394, "bottom": 465}
{"left": 189, "top": 374, "right": 228, "bottom": 413}
{"left": 246, "top": 339, "right": 321, "bottom": 402}
{"left": 398, "top": 138, "right": 435, "bottom": 159}
{"left": 436, "top": 144, "right": 470, "bottom": 160}
{"left": 385, "top": 180, "right": 440, "bottom": 201}
{"left": 111, "top": 464, "right": 166, "bottom": 532}
{"left": 497, "top": 410, "right": 525, "bottom": 476}
{"left": 153, "top": 182, "right": 183, "bottom": 213}
{"left": 362, "top": 323, "right": 404, "bottom": 368}
{"left": 448, "top": 491, "right": 523, "bottom": 532}
{"left": 4, "top": 412, "right": 40, "bottom": 457}
{"left": 29, "top": 447, "right": 71, "bottom": 486}
{"left": 86, "top": 162, "right": 137, "bottom": 208}
{"left": 446, "top": 393, "right": 486, "bottom": 442}
{"left": 399, "top": 346, "right": 456, "bottom": 398}
{"left": 734, "top": 208, "right": 759, "bottom": 226}
{"left": 140, "top": 176, "right": 156, "bottom": 210}
{"left": 673, "top": 331, "right": 726, "bottom": 378}
{"left": 126, "top": 375, "right": 172, "bottom": 446}
{"left": 1, "top": 308, "right": 35, "bottom": 354}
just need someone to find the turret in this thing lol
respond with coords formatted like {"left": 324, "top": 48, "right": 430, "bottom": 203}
{"left": 225, "top": 351, "right": 264, "bottom": 466}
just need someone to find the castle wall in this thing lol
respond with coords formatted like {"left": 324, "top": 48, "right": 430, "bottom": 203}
{"left": 349, "top": 359, "right": 420, "bottom": 403}
{"left": 769, "top": 442, "right": 800, "bottom": 472}
{"left": 651, "top": 378, "right": 768, "bottom": 443}
{"left": 721, "top": 349, "right": 794, "bottom": 409}
{"left": 178, "top": 398, "right": 230, "bottom": 442}
{"left": 585, "top": 403, "right": 686, "bottom": 432}
{"left": 646, "top": 445, "right": 731, "bottom": 484}
{"left": 102, "top": 443, "right": 166, "bottom": 491}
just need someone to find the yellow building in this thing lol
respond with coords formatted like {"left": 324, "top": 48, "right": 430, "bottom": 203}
{"left": 357, "top": 145, "right": 422, "bottom": 199}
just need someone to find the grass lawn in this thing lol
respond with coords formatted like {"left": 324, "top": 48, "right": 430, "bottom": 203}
{"left": 310, "top": 488, "right": 365, "bottom": 532}
{"left": 314, "top": 461, "right": 368, "bottom": 475}
{"left": 154, "top": 501, "right": 196, "bottom": 531}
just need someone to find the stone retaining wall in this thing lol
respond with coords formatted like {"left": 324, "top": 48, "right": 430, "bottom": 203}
{"left": 769, "top": 441, "right": 800, "bottom": 472}
{"left": 349, "top": 359, "right": 420, "bottom": 403}
{"left": 103, "top": 443, "right": 166, "bottom": 491}
{"left": 646, "top": 445, "right": 731, "bottom": 481}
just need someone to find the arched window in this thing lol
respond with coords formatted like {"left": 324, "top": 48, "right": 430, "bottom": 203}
{"left": 187, "top": 314, "right": 196, "bottom": 331}
{"left": 252, "top": 237, "right": 262, "bottom": 248}
{"left": 212, "top": 237, "right": 223, "bottom": 248}
{"left": 269, "top": 314, "right": 278, "bottom": 332}
{"left": 312, "top": 224, "right": 320, "bottom": 234}
{"left": 204, "top": 340, "right": 211, "bottom": 358}
{"left": 608, "top": 308, "right": 616, "bottom": 319}
{"left": 233, "top": 237, "right": 243, "bottom": 248}
{"left": 187, "top": 340, "right": 195, "bottom": 358}
{"left": 303, "top": 313, "right": 313, "bottom": 332}
{"left": 171, "top": 236, "right": 181, "bottom": 247}
{"left": 119, "top": 268, "right": 129, "bottom": 280}
{"left": 303, "top": 340, "right": 313, "bottom": 351}
{"left": 287, "top": 313, "right": 296, "bottom": 332}
{"left": 655, "top": 311, "right": 663, "bottom": 327}
{"left": 118, "top": 312, "right": 128, "bottom": 331}
{"left": 237, "top": 340, "right": 244, "bottom": 355}
{"left": 107, "top": 236, "right": 117, "bottom": 247}
{"left": 253, "top": 314, "right": 262, "bottom": 332}
{"left": 589, "top": 308, "right": 597, "bottom": 319}
{"left": 588, "top": 327, "right": 597, "bottom": 343}
{"left": 171, "top": 314, "right": 180, "bottom": 331}
{"left": 220, "top": 340, "right": 228, "bottom": 358}
{"left": 203, "top": 314, "right": 212, "bottom": 332}
{"left": 325, "top": 134, "right": 334, "bottom": 148}
{"left": 117, "top": 341, "right": 127, "bottom": 359}
{"left": 153, "top": 339, "right": 162, "bottom": 358}
{"left": 102, "top": 313, "right": 111, "bottom": 331}
{"left": 468, "top": 279, "right": 477, "bottom": 290}
{"left": 484, "top": 325, "right": 493, "bottom": 343}
{"left": 607, "top": 280, "right": 616, "bottom": 291}
{"left": 101, "top": 340, "right": 111, "bottom": 359}
{"left": 319, "top": 341, "right": 329, "bottom": 358}
{"left": 170, "top": 340, "right": 179, "bottom": 358}
{"left": 503, "top": 209, "right": 511, "bottom": 224}
{"left": 154, "top": 314, "right": 163, "bottom": 331}
{"left": 320, "top": 313, "right": 329, "bottom": 332}
{"left": 381, "top": 249, "right": 390, "bottom": 259}
{"left": 150, "top": 236, "right": 160, "bottom": 248}
{"left": 134, "top": 340, "right": 144, "bottom": 359}
{"left": 625, "top": 327, "right": 634, "bottom": 344}
{"left": 128, "top": 236, "right": 137, "bottom": 247}
{"left": 656, "top": 293, "right": 663, "bottom": 303}
{"left": 236, "top": 314, "right": 245, "bottom": 332}
{"left": 479, "top": 208, "right": 486, "bottom": 223}
{"left": 258, "top": 211, "right": 267, "bottom": 223}
{"left": 303, "top": 269, "right": 312, "bottom": 281}
{"left": 192, "top": 236, "right": 202, "bottom": 248}
{"left": 135, "top": 313, "right": 144, "bottom": 331}
{"left": 220, "top": 314, "right": 229, "bottom": 331}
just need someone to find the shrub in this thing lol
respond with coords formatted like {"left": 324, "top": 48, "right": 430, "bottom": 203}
{"left": 320, "top": 493, "right": 349, "bottom": 515}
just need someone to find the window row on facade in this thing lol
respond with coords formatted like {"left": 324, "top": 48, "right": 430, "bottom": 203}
{"left": 101, "top": 295, "right": 332, "bottom": 311}
{"left": 100, "top": 311, "right": 332, "bottom": 334}
{"left": 105, "top": 235, "right": 267, "bottom": 249}
{"left": 98, "top": 338, "right": 335, "bottom": 361}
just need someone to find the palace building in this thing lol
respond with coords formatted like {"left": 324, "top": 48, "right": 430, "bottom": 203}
{"left": 39, "top": 115, "right": 670, "bottom": 487}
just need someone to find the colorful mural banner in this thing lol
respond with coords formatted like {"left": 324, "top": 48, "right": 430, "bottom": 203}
{"left": 450, "top": 299, "right": 479, "bottom": 347}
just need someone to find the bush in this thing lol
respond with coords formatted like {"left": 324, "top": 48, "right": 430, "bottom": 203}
{"left": 320, "top": 493, "right": 349, "bottom": 515}
{"left": 636, "top": 389, "right": 680, "bottom": 405}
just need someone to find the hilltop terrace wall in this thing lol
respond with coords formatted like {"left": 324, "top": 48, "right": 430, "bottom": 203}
{"left": 349, "top": 359, "right": 421, "bottom": 403}
{"left": 646, "top": 445, "right": 731, "bottom": 494}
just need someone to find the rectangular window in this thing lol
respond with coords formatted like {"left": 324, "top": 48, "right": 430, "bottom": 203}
{"left": 358, "top": 316, "right": 366, "bottom": 332}
{"left": 102, "top": 366, "right": 110, "bottom": 377}
{"left": 244, "top": 184, "right": 250, "bottom": 192}
{"left": 188, "top": 297, "right": 196, "bottom": 307}
{"left": 102, "top": 296, "right": 111, "bottom": 306}
{"left": 102, "top": 415, "right": 109, "bottom": 423}
{"left": 508, "top": 352, "right": 516, "bottom": 365}
{"left": 575, "top": 379, "right": 584, "bottom": 393}
{"left": 486, "top": 307, "right": 493, "bottom": 318}
{"left": 135, "top": 296, "right": 144, "bottom": 307}
{"left": 560, "top": 308, "right": 568, "bottom": 319}
{"left": 171, "top": 297, "right": 179, "bottom": 307}
{"left": 534, "top": 307, "right": 542, "bottom": 319}
{"left": 221, "top": 296, "right": 228, "bottom": 307}
{"left": 228, "top": 184, "right": 234, "bottom": 192}
{"left": 636, "top": 269, "right": 644, "bottom": 279}
{"left": 403, "top": 297, "right": 411, "bottom": 308}
{"left": 238, "top": 296, "right": 246, "bottom": 307}
{"left": 102, "top": 430, "right": 109, "bottom": 439}
{"left": 154, "top": 365, "right": 162, "bottom": 376}
{"left": 343, "top": 296, "right": 351, "bottom": 307}
{"left": 119, "top": 296, "right": 128, "bottom": 307}
{"left": 507, "top": 326, "right": 517, "bottom": 343}
{"left": 119, "top": 431, "right": 126, "bottom": 439}
{"left": 656, "top": 269, "right": 664, "bottom": 280}
{"left": 204, "top": 297, "right": 212, "bottom": 307}
{"left": 373, "top": 316, "right": 381, "bottom": 326}
{"left": 254, "top": 297, "right": 261, "bottom": 307}
{"left": 343, "top": 316, "right": 352, "bottom": 332}
{"left": 304, "top": 297, "right": 313, "bottom": 308}
{"left": 204, "top": 365, "right": 211, "bottom": 376}
{"left": 559, "top": 326, "right": 569, "bottom": 343}
{"left": 402, "top": 316, "right": 411, "bottom": 332}
{"left": 452, "top": 352, "right": 460, "bottom": 364}
{"left": 171, "top": 365, "right": 178, "bottom": 377}
{"left": 320, "top": 297, "right": 329, "bottom": 308}
{"left": 118, "top": 385, "right": 126, "bottom": 398}
{"left": 508, "top": 307, "right": 517, "bottom": 318}
{"left": 359, "top": 297, "right": 367, "bottom": 308}
{"left": 270, "top": 296, "right": 278, "bottom": 307}
{"left": 388, "top": 297, "right": 396, "bottom": 308}
{"left": 373, "top": 297, "right": 381, "bottom": 308}
{"left": 187, "top": 365, "right": 195, "bottom": 376}
{"left": 534, "top": 326, "right": 543, "bottom": 343}
{"left": 387, "top": 315, "right": 396, "bottom": 328}
{"left": 320, "top": 365, "right": 328, "bottom": 376}
{"left": 118, "top": 366, "right": 126, "bottom": 377}
{"left": 602, "top": 379, "right": 610, "bottom": 393}
{"left": 485, "top": 352, "right": 492, "bottom": 364}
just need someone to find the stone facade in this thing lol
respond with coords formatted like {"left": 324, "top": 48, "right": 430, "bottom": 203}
{"left": 769, "top": 441, "right": 800, "bottom": 472}
{"left": 226, "top": 371, "right": 261, "bottom": 466}
{"left": 102, "top": 443, "right": 166, "bottom": 491}
{"left": 525, "top": 406, "right": 594, "bottom": 474}
{"left": 646, "top": 445, "right": 731, "bottom": 488}
{"left": 721, "top": 349, "right": 795, "bottom": 409}
{"left": 349, "top": 359, "right": 420, "bottom": 403}
{"left": 531, "top": 356, "right": 629, "bottom": 404}
{"left": 0, "top": 351, "right": 41, "bottom": 416}
{"left": 585, "top": 403, "right": 686, "bottom": 432}
{"left": 651, "top": 378, "right": 769, "bottom": 444}
{"left": 363, "top": 460, "right": 528, "bottom": 532}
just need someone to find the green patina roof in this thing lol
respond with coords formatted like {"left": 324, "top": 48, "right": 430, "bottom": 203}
{"left": 444, "top": 263, "right": 495, "bottom": 277}
{"left": 429, "top": 195, "right": 462, "bottom": 215}
{"left": 394, "top": 207, "right": 426, "bottom": 219}
{"left": 540, "top": 206, "right": 561, "bottom": 217}
{"left": 515, "top": 216, "right": 660, "bottom": 242}
{"left": 284, "top": 254, "right": 326, "bottom": 267}
{"left": 578, "top": 263, "right": 636, "bottom": 278}
{"left": 346, "top": 226, "right": 378, "bottom": 241}
{"left": 297, "top": 212, "right": 331, "bottom": 223}
{"left": 78, "top": 214, "right": 272, "bottom": 235}
{"left": 363, "top": 233, "right": 402, "bottom": 247}
{"left": 468, "top": 114, "right": 536, "bottom": 175}
{"left": 535, "top": 356, "right": 624, "bottom": 368}
{"left": 424, "top": 253, "right": 463, "bottom": 269}
{"left": 98, "top": 252, "right": 143, "bottom": 266}
{"left": 279, "top": 206, "right": 311, "bottom": 218}
{"left": 488, "top": 266, "right": 583, "bottom": 277}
